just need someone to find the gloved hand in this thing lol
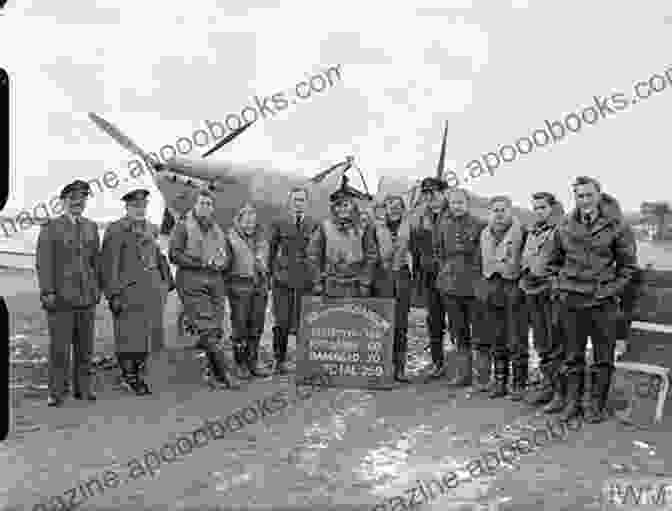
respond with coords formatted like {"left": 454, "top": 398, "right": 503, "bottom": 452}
{"left": 312, "top": 283, "right": 323, "bottom": 296}
{"left": 41, "top": 293, "right": 57, "bottom": 312}
{"left": 109, "top": 295, "right": 124, "bottom": 315}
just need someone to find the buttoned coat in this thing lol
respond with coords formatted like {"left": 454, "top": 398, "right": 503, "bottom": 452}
{"left": 101, "top": 218, "right": 172, "bottom": 353}
{"left": 35, "top": 215, "right": 101, "bottom": 310}
{"left": 268, "top": 215, "right": 316, "bottom": 290}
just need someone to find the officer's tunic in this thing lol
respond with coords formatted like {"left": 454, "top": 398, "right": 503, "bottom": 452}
{"left": 268, "top": 214, "right": 315, "bottom": 335}
{"left": 35, "top": 214, "right": 101, "bottom": 396}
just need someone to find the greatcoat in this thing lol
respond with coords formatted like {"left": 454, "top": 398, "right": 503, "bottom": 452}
{"left": 101, "top": 217, "right": 173, "bottom": 353}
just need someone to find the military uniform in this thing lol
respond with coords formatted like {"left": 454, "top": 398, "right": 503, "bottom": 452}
{"left": 224, "top": 215, "right": 271, "bottom": 378}
{"left": 169, "top": 209, "right": 238, "bottom": 388}
{"left": 408, "top": 177, "right": 449, "bottom": 376}
{"left": 371, "top": 204, "right": 412, "bottom": 382}
{"left": 520, "top": 212, "right": 566, "bottom": 411}
{"left": 549, "top": 192, "right": 638, "bottom": 423}
{"left": 101, "top": 190, "right": 173, "bottom": 395}
{"left": 306, "top": 183, "right": 378, "bottom": 299}
{"left": 35, "top": 180, "right": 101, "bottom": 406}
{"left": 268, "top": 212, "right": 316, "bottom": 373}
{"left": 477, "top": 217, "right": 528, "bottom": 398}
{"left": 436, "top": 211, "right": 486, "bottom": 386}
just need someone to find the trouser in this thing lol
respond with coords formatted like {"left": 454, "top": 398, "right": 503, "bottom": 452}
{"left": 561, "top": 299, "right": 618, "bottom": 395}
{"left": 47, "top": 308, "right": 95, "bottom": 398}
{"left": 526, "top": 291, "right": 565, "bottom": 379}
{"left": 441, "top": 295, "right": 481, "bottom": 351}
{"left": 476, "top": 277, "right": 528, "bottom": 375}
{"left": 116, "top": 352, "right": 149, "bottom": 383}
{"left": 271, "top": 285, "right": 307, "bottom": 362}
{"left": 229, "top": 283, "right": 268, "bottom": 367}
{"left": 324, "top": 278, "right": 367, "bottom": 298}
{"left": 373, "top": 267, "right": 412, "bottom": 366}
{"left": 423, "top": 271, "right": 446, "bottom": 365}
{"left": 177, "top": 268, "right": 228, "bottom": 333}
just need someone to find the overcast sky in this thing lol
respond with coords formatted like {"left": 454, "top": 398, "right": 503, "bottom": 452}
{"left": 1, "top": 0, "right": 672, "bottom": 225}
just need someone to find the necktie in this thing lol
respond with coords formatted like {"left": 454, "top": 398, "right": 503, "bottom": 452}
{"left": 296, "top": 215, "right": 303, "bottom": 230}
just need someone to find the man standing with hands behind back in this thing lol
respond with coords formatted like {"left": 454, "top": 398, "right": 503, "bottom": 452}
{"left": 36, "top": 180, "right": 101, "bottom": 407}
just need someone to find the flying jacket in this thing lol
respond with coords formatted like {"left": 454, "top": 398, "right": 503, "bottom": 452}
{"left": 549, "top": 193, "right": 638, "bottom": 306}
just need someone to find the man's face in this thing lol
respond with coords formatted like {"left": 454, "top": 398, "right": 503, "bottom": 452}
{"left": 448, "top": 191, "right": 468, "bottom": 217}
{"left": 194, "top": 195, "right": 215, "bottom": 219}
{"left": 423, "top": 190, "right": 444, "bottom": 212}
{"left": 333, "top": 198, "right": 354, "bottom": 220}
{"left": 385, "top": 198, "right": 404, "bottom": 222}
{"left": 126, "top": 199, "right": 148, "bottom": 220}
{"left": 64, "top": 191, "right": 88, "bottom": 216}
{"left": 532, "top": 198, "right": 552, "bottom": 223}
{"left": 289, "top": 190, "right": 308, "bottom": 214}
{"left": 489, "top": 200, "right": 512, "bottom": 226}
{"left": 574, "top": 182, "right": 600, "bottom": 215}
{"left": 239, "top": 209, "right": 256, "bottom": 233}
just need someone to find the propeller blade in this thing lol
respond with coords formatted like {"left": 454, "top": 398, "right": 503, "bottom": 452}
{"left": 436, "top": 120, "right": 448, "bottom": 179}
{"left": 159, "top": 208, "right": 176, "bottom": 236}
{"left": 201, "top": 121, "right": 255, "bottom": 158}
{"left": 352, "top": 161, "right": 370, "bottom": 196}
{"left": 88, "top": 112, "right": 149, "bottom": 160}
{"left": 309, "top": 158, "right": 352, "bottom": 184}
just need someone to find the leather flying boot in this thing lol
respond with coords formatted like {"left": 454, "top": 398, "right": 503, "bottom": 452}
{"left": 526, "top": 365, "right": 555, "bottom": 406}
{"left": 473, "top": 350, "right": 492, "bottom": 392}
{"left": 559, "top": 369, "right": 584, "bottom": 422}
{"left": 584, "top": 366, "right": 612, "bottom": 423}
{"left": 233, "top": 339, "right": 252, "bottom": 379}
{"left": 246, "top": 337, "right": 272, "bottom": 378}
{"left": 133, "top": 359, "right": 152, "bottom": 395}
{"left": 543, "top": 370, "right": 567, "bottom": 413}
{"left": 273, "top": 328, "right": 289, "bottom": 375}
{"left": 427, "top": 338, "right": 445, "bottom": 379}
{"left": 394, "top": 331, "right": 411, "bottom": 383}
{"left": 447, "top": 348, "right": 473, "bottom": 387}
{"left": 118, "top": 357, "right": 138, "bottom": 394}
{"left": 205, "top": 336, "right": 241, "bottom": 390}
{"left": 508, "top": 363, "right": 528, "bottom": 401}
{"left": 489, "top": 358, "right": 509, "bottom": 398}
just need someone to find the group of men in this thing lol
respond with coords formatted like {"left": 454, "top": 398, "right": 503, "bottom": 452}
{"left": 36, "top": 182, "right": 175, "bottom": 406}
{"left": 36, "top": 171, "right": 638, "bottom": 425}
{"left": 401, "top": 174, "right": 638, "bottom": 424}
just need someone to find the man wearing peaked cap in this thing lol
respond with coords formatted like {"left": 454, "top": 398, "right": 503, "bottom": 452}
{"left": 420, "top": 176, "right": 448, "bottom": 194}
{"left": 306, "top": 175, "right": 378, "bottom": 298}
{"left": 36, "top": 179, "right": 101, "bottom": 407}
{"left": 59, "top": 179, "right": 92, "bottom": 199}
{"left": 121, "top": 188, "right": 150, "bottom": 202}
{"left": 408, "top": 175, "right": 450, "bottom": 379}
{"left": 101, "top": 188, "right": 175, "bottom": 396}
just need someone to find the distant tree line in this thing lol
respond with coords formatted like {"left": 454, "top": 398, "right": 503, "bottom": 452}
{"left": 640, "top": 201, "right": 672, "bottom": 240}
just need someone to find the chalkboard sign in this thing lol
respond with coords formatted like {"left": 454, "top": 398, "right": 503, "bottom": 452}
{"left": 296, "top": 297, "right": 396, "bottom": 389}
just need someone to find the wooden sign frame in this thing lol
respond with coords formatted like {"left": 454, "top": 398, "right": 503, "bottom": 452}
{"left": 296, "top": 297, "right": 396, "bottom": 389}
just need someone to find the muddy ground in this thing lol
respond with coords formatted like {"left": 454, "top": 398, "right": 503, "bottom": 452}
{"left": 2, "top": 267, "right": 672, "bottom": 511}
